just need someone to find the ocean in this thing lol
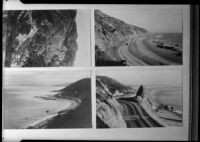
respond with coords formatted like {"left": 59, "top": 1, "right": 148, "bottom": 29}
{"left": 3, "top": 85, "right": 70, "bottom": 129}
{"left": 148, "top": 86, "right": 182, "bottom": 111}
{"left": 2, "top": 68, "right": 91, "bottom": 129}
{"left": 161, "top": 33, "right": 182, "bottom": 45}
{"left": 154, "top": 33, "right": 183, "bottom": 47}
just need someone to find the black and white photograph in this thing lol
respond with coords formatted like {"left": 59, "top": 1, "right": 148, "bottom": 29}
{"left": 3, "top": 9, "right": 91, "bottom": 67}
{"left": 3, "top": 69, "right": 92, "bottom": 129}
{"left": 2, "top": 2, "right": 194, "bottom": 141}
{"left": 96, "top": 69, "right": 182, "bottom": 128}
{"left": 95, "top": 9, "right": 183, "bottom": 66}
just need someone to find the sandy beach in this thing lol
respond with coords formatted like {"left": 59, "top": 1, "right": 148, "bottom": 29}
{"left": 145, "top": 86, "right": 183, "bottom": 126}
{"left": 27, "top": 98, "right": 81, "bottom": 129}
{"left": 143, "top": 38, "right": 182, "bottom": 64}
{"left": 3, "top": 85, "right": 73, "bottom": 129}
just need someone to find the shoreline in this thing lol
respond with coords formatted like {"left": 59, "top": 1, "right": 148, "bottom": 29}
{"left": 141, "top": 97, "right": 167, "bottom": 127}
{"left": 141, "top": 87, "right": 183, "bottom": 127}
{"left": 143, "top": 38, "right": 182, "bottom": 64}
{"left": 26, "top": 98, "right": 80, "bottom": 129}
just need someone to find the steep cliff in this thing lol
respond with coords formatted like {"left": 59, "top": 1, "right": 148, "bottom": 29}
{"left": 3, "top": 10, "right": 78, "bottom": 67}
{"left": 95, "top": 10, "right": 147, "bottom": 66}
{"left": 96, "top": 76, "right": 135, "bottom": 128}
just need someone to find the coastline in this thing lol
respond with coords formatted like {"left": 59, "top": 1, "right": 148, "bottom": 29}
{"left": 27, "top": 98, "right": 80, "bottom": 129}
{"left": 143, "top": 38, "right": 182, "bottom": 64}
{"left": 142, "top": 87, "right": 183, "bottom": 127}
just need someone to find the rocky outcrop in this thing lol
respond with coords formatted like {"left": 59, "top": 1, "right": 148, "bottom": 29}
{"left": 3, "top": 10, "right": 78, "bottom": 67}
{"left": 136, "top": 85, "right": 149, "bottom": 99}
{"left": 95, "top": 10, "right": 147, "bottom": 66}
{"left": 96, "top": 76, "right": 135, "bottom": 128}
{"left": 96, "top": 96, "right": 127, "bottom": 128}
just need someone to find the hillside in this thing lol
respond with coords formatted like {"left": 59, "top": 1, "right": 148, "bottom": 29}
{"left": 96, "top": 76, "right": 134, "bottom": 128}
{"left": 3, "top": 10, "right": 78, "bottom": 67}
{"left": 96, "top": 76, "right": 166, "bottom": 128}
{"left": 95, "top": 10, "right": 148, "bottom": 66}
{"left": 56, "top": 78, "right": 91, "bottom": 102}
{"left": 96, "top": 76, "right": 133, "bottom": 95}
{"left": 30, "top": 78, "right": 92, "bottom": 128}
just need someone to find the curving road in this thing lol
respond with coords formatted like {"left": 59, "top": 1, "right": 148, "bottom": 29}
{"left": 117, "top": 98, "right": 163, "bottom": 128}
{"left": 118, "top": 36, "right": 178, "bottom": 66}
{"left": 118, "top": 39, "right": 148, "bottom": 66}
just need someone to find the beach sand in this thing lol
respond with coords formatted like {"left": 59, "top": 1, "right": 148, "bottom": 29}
{"left": 146, "top": 86, "right": 183, "bottom": 126}
{"left": 3, "top": 85, "right": 71, "bottom": 129}
{"left": 27, "top": 78, "right": 92, "bottom": 129}
{"left": 28, "top": 92, "right": 92, "bottom": 128}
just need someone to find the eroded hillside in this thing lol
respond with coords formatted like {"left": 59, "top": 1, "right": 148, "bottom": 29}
{"left": 96, "top": 76, "right": 135, "bottom": 128}
{"left": 3, "top": 10, "right": 78, "bottom": 67}
{"left": 95, "top": 10, "right": 147, "bottom": 66}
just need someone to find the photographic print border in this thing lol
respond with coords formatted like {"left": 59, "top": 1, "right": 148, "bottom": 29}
{"left": 2, "top": 1, "right": 194, "bottom": 141}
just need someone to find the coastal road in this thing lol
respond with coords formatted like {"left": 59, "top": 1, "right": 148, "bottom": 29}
{"left": 118, "top": 39, "right": 148, "bottom": 66}
{"left": 117, "top": 98, "right": 163, "bottom": 128}
{"left": 118, "top": 36, "right": 177, "bottom": 65}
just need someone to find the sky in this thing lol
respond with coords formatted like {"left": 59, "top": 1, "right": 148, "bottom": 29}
{"left": 96, "top": 69, "right": 182, "bottom": 86}
{"left": 74, "top": 10, "right": 91, "bottom": 67}
{"left": 4, "top": 69, "right": 90, "bottom": 86}
{"left": 101, "top": 9, "right": 182, "bottom": 33}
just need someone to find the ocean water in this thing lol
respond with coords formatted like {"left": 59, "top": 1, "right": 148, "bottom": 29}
{"left": 154, "top": 33, "right": 183, "bottom": 46}
{"left": 148, "top": 86, "right": 182, "bottom": 111}
{"left": 2, "top": 68, "right": 91, "bottom": 129}
{"left": 161, "top": 33, "right": 182, "bottom": 45}
{"left": 3, "top": 85, "right": 70, "bottom": 129}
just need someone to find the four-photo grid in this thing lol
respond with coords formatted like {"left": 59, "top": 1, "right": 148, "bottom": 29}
{"left": 3, "top": 8, "right": 183, "bottom": 129}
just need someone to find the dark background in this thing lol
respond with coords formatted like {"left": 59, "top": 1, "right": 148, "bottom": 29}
{"left": 2, "top": 0, "right": 199, "bottom": 141}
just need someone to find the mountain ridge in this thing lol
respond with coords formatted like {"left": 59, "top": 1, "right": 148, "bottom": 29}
{"left": 95, "top": 10, "right": 148, "bottom": 66}
{"left": 56, "top": 78, "right": 91, "bottom": 102}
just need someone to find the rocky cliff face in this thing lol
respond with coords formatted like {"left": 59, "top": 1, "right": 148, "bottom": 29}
{"left": 96, "top": 76, "right": 135, "bottom": 128}
{"left": 95, "top": 10, "right": 147, "bottom": 66}
{"left": 3, "top": 10, "right": 78, "bottom": 67}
